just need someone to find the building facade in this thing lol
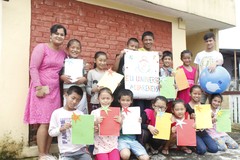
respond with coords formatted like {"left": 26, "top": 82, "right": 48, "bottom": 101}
{"left": 1, "top": 0, "right": 236, "bottom": 158}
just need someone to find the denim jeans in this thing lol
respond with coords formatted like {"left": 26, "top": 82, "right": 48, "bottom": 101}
{"left": 196, "top": 130, "right": 218, "bottom": 155}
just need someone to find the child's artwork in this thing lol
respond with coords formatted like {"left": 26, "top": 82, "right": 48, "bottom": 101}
{"left": 175, "top": 68, "right": 189, "bottom": 91}
{"left": 124, "top": 51, "right": 160, "bottom": 99}
{"left": 64, "top": 59, "right": 83, "bottom": 83}
{"left": 71, "top": 113, "right": 94, "bottom": 144}
{"left": 100, "top": 107, "right": 120, "bottom": 136}
{"left": 216, "top": 109, "right": 231, "bottom": 132}
{"left": 97, "top": 69, "right": 124, "bottom": 93}
{"left": 195, "top": 104, "right": 212, "bottom": 129}
{"left": 122, "top": 107, "right": 141, "bottom": 135}
{"left": 160, "top": 77, "right": 176, "bottom": 99}
{"left": 176, "top": 119, "right": 196, "bottom": 146}
{"left": 153, "top": 112, "right": 172, "bottom": 140}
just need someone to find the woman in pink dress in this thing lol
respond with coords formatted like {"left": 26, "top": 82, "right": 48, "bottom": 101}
{"left": 177, "top": 50, "right": 196, "bottom": 104}
{"left": 24, "top": 24, "right": 67, "bottom": 159}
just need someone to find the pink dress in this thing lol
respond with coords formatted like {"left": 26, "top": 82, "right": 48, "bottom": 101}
{"left": 177, "top": 65, "right": 196, "bottom": 104}
{"left": 24, "top": 43, "right": 66, "bottom": 124}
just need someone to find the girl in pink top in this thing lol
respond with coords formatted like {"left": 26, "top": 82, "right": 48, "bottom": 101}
{"left": 206, "top": 94, "right": 238, "bottom": 151}
{"left": 91, "top": 87, "right": 122, "bottom": 160}
{"left": 177, "top": 50, "right": 196, "bottom": 104}
{"left": 24, "top": 24, "right": 67, "bottom": 159}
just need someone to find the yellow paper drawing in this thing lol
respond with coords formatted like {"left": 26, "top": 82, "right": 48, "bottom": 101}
{"left": 195, "top": 104, "right": 212, "bottom": 129}
{"left": 97, "top": 69, "right": 124, "bottom": 93}
{"left": 153, "top": 113, "right": 172, "bottom": 140}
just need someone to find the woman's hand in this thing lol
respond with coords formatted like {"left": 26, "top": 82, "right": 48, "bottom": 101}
{"left": 35, "top": 86, "right": 45, "bottom": 98}
{"left": 60, "top": 123, "right": 71, "bottom": 132}
{"left": 148, "top": 125, "right": 159, "bottom": 135}
{"left": 76, "top": 77, "right": 87, "bottom": 85}
{"left": 60, "top": 75, "right": 72, "bottom": 84}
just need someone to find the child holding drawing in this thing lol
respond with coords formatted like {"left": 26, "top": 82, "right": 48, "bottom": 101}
{"left": 159, "top": 51, "right": 175, "bottom": 112}
{"left": 140, "top": 96, "right": 168, "bottom": 155}
{"left": 162, "top": 99, "right": 192, "bottom": 155}
{"left": 60, "top": 39, "right": 89, "bottom": 114}
{"left": 48, "top": 86, "right": 91, "bottom": 160}
{"left": 91, "top": 87, "right": 122, "bottom": 160}
{"left": 176, "top": 50, "right": 196, "bottom": 104}
{"left": 185, "top": 85, "right": 218, "bottom": 155}
{"left": 86, "top": 51, "right": 107, "bottom": 111}
{"left": 117, "top": 89, "right": 149, "bottom": 160}
{"left": 112, "top": 38, "right": 139, "bottom": 107}
{"left": 206, "top": 94, "right": 238, "bottom": 151}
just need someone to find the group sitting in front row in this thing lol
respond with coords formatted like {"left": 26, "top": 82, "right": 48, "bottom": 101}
{"left": 49, "top": 85, "right": 238, "bottom": 160}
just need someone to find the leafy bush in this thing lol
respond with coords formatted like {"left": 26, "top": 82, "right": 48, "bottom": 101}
{"left": 0, "top": 132, "right": 23, "bottom": 160}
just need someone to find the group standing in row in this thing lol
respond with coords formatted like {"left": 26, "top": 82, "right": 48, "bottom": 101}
{"left": 23, "top": 24, "right": 238, "bottom": 160}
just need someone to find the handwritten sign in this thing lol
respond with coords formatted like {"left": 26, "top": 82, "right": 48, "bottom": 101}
{"left": 125, "top": 51, "right": 160, "bottom": 99}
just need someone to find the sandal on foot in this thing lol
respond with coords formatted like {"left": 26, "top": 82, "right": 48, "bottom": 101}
{"left": 161, "top": 148, "right": 169, "bottom": 155}
{"left": 180, "top": 147, "right": 192, "bottom": 154}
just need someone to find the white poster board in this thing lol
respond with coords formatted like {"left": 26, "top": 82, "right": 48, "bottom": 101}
{"left": 122, "top": 107, "right": 141, "bottom": 135}
{"left": 64, "top": 59, "right": 83, "bottom": 83}
{"left": 125, "top": 51, "right": 160, "bottom": 99}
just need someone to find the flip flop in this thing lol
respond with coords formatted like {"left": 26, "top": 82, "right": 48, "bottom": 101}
{"left": 161, "top": 148, "right": 169, "bottom": 155}
{"left": 180, "top": 147, "right": 192, "bottom": 154}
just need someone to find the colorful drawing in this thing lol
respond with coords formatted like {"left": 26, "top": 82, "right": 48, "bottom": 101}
{"left": 64, "top": 59, "right": 83, "bottom": 83}
{"left": 100, "top": 107, "right": 120, "bottom": 136}
{"left": 153, "top": 112, "right": 172, "bottom": 140}
{"left": 175, "top": 68, "right": 189, "bottom": 91}
{"left": 160, "top": 77, "right": 176, "bottom": 99}
{"left": 195, "top": 105, "right": 212, "bottom": 129}
{"left": 125, "top": 51, "right": 160, "bottom": 99}
{"left": 72, "top": 114, "right": 94, "bottom": 145}
{"left": 216, "top": 109, "right": 231, "bottom": 132}
{"left": 176, "top": 119, "right": 196, "bottom": 146}
{"left": 122, "top": 107, "right": 141, "bottom": 134}
{"left": 97, "top": 69, "right": 124, "bottom": 93}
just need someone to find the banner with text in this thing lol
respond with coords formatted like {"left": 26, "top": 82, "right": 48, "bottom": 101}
{"left": 125, "top": 51, "right": 160, "bottom": 99}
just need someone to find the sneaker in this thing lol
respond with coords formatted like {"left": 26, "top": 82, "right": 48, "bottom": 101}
{"left": 39, "top": 155, "right": 58, "bottom": 160}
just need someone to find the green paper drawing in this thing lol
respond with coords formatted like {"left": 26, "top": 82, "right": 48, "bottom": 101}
{"left": 216, "top": 109, "right": 231, "bottom": 132}
{"left": 160, "top": 77, "right": 176, "bottom": 99}
{"left": 72, "top": 115, "right": 94, "bottom": 145}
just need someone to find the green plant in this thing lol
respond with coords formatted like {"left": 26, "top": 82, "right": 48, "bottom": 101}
{"left": 0, "top": 132, "right": 24, "bottom": 160}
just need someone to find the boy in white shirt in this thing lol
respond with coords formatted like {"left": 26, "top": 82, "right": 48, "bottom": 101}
{"left": 194, "top": 32, "right": 223, "bottom": 103}
{"left": 49, "top": 86, "right": 92, "bottom": 160}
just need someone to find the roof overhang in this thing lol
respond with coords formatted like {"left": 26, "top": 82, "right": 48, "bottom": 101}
{"left": 109, "top": 0, "right": 235, "bottom": 36}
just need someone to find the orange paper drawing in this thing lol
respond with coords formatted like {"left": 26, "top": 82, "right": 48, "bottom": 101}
{"left": 175, "top": 68, "right": 189, "bottom": 91}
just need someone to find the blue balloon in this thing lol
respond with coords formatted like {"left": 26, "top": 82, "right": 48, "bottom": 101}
{"left": 199, "top": 66, "right": 231, "bottom": 94}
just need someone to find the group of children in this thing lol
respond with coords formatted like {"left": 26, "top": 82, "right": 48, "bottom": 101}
{"left": 48, "top": 31, "right": 238, "bottom": 159}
